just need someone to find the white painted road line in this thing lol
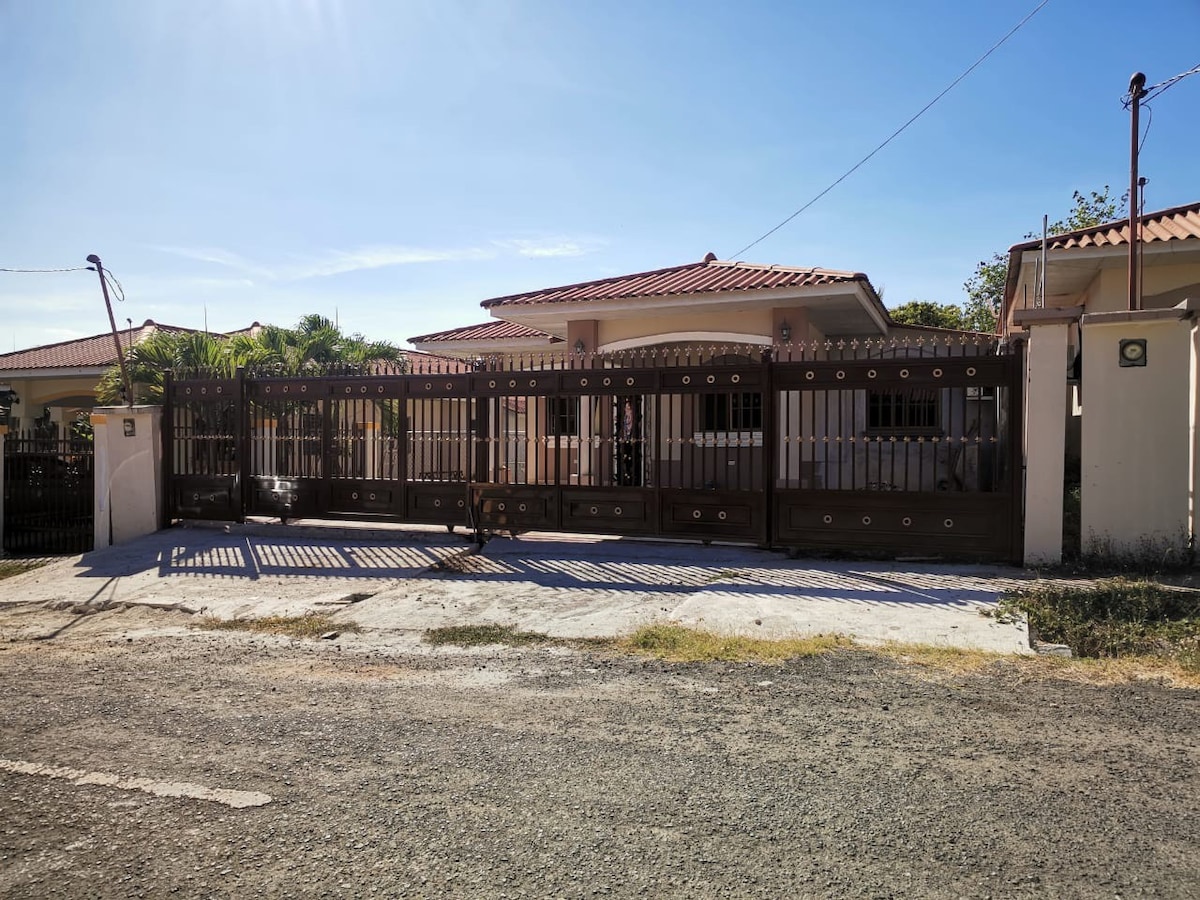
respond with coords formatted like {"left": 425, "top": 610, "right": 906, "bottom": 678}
{"left": 0, "top": 758, "right": 272, "bottom": 809}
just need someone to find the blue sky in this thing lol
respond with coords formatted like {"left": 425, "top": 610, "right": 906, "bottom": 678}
{"left": 1, "top": 0, "right": 1197, "bottom": 351}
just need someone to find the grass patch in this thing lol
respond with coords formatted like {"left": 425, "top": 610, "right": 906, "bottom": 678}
{"left": 198, "top": 613, "right": 361, "bottom": 639}
{"left": 0, "top": 560, "right": 45, "bottom": 581}
{"left": 424, "top": 624, "right": 551, "bottom": 647}
{"left": 622, "top": 623, "right": 848, "bottom": 662}
{"left": 1000, "top": 577, "right": 1200, "bottom": 672}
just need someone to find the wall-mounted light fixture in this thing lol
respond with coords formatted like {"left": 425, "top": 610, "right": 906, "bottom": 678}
{"left": 779, "top": 321, "right": 791, "bottom": 342}
{"left": 574, "top": 338, "right": 586, "bottom": 354}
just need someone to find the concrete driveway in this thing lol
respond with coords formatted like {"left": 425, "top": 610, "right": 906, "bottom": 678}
{"left": 0, "top": 521, "right": 1035, "bottom": 653}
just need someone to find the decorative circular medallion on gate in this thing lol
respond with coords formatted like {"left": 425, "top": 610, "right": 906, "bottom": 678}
{"left": 209, "top": 494, "right": 216, "bottom": 502}
{"left": 682, "top": 375, "right": 691, "bottom": 385}
{"left": 835, "top": 371, "right": 845, "bottom": 380}
{"left": 603, "top": 377, "right": 612, "bottom": 387}
{"left": 692, "top": 509, "right": 702, "bottom": 519}
{"left": 271, "top": 492, "right": 279, "bottom": 500}
{"left": 488, "top": 380, "right": 497, "bottom": 389}
{"left": 902, "top": 516, "right": 913, "bottom": 527}
{"left": 498, "top": 502, "right": 506, "bottom": 512}
{"left": 425, "top": 382, "right": 433, "bottom": 391}
{"left": 445, "top": 382, "right": 454, "bottom": 390}
{"left": 590, "top": 506, "right": 598, "bottom": 515}
{"left": 457, "top": 499, "right": 465, "bottom": 508}
{"left": 899, "top": 369, "right": 910, "bottom": 379}
{"left": 185, "top": 387, "right": 192, "bottom": 396}
{"left": 352, "top": 492, "right": 359, "bottom": 500}
{"left": 613, "top": 506, "right": 623, "bottom": 516}
{"left": 966, "top": 367, "right": 977, "bottom": 377}
{"left": 731, "top": 374, "right": 741, "bottom": 384}
{"left": 718, "top": 511, "right": 727, "bottom": 521}
{"left": 862, "top": 516, "right": 872, "bottom": 526}
{"left": 518, "top": 503, "right": 527, "bottom": 512}
{"left": 805, "top": 370, "right": 815, "bottom": 381}
{"left": 944, "top": 518, "right": 954, "bottom": 528}
{"left": 932, "top": 368, "right": 943, "bottom": 378}
{"left": 626, "top": 377, "right": 635, "bottom": 386}
{"left": 201, "top": 387, "right": 208, "bottom": 395}
{"left": 706, "top": 375, "right": 716, "bottom": 384}
{"left": 822, "top": 514, "right": 833, "bottom": 524}
{"left": 282, "top": 386, "right": 290, "bottom": 394}
{"left": 867, "top": 369, "right": 877, "bottom": 379}
{"left": 580, "top": 378, "right": 589, "bottom": 387}
{"left": 192, "top": 493, "right": 200, "bottom": 501}
{"left": 377, "top": 386, "right": 385, "bottom": 394}
{"left": 434, "top": 499, "right": 442, "bottom": 508}
{"left": 508, "top": 379, "right": 517, "bottom": 388}
{"left": 216, "top": 386, "right": 223, "bottom": 394}
{"left": 300, "top": 385, "right": 308, "bottom": 393}
{"left": 345, "top": 387, "right": 352, "bottom": 394}
{"left": 361, "top": 386, "right": 368, "bottom": 394}
{"left": 369, "top": 493, "right": 376, "bottom": 501}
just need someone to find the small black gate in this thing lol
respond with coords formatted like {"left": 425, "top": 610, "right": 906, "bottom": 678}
{"left": 2, "top": 431, "right": 95, "bottom": 555}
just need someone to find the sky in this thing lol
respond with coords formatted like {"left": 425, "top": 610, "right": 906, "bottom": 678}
{"left": 1, "top": 0, "right": 1198, "bottom": 352}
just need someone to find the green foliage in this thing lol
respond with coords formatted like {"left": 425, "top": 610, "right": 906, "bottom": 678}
{"left": 964, "top": 186, "right": 1128, "bottom": 334}
{"left": 888, "top": 300, "right": 970, "bottom": 330}
{"left": 423, "top": 624, "right": 551, "bottom": 646}
{"left": 1000, "top": 578, "right": 1200, "bottom": 668}
{"left": 96, "top": 316, "right": 405, "bottom": 404}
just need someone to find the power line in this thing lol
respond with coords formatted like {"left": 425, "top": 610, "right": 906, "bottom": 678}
{"left": 0, "top": 265, "right": 90, "bottom": 273}
{"left": 729, "top": 0, "right": 1053, "bottom": 259}
{"left": 1137, "top": 62, "right": 1200, "bottom": 105}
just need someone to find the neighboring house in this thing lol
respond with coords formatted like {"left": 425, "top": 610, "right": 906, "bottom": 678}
{"left": 1005, "top": 200, "right": 1200, "bottom": 562}
{"left": 0, "top": 320, "right": 259, "bottom": 433}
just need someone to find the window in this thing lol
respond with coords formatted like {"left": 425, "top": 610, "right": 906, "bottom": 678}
{"left": 701, "top": 392, "right": 762, "bottom": 432}
{"left": 867, "top": 389, "right": 939, "bottom": 432}
{"left": 548, "top": 397, "right": 579, "bottom": 436}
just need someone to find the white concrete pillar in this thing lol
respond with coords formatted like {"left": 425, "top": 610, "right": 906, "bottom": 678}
{"left": 1014, "top": 310, "right": 1078, "bottom": 565}
{"left": 93, "top": 406, "right": 164, "bottom": 547}
{"left": 1080, "top": 305, "right": 1195, "bottom": 555}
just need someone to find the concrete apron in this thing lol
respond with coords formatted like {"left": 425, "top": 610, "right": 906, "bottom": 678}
{"left": 0, "top": 521, "right": 1034, "bottom": 654}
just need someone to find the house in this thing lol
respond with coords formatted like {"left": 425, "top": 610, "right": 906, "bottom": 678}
{"left": 1005, "top": 200, "right": 1200, "bottom": 562}
{"left": 0, "top": 320, "right": 259, "bottom": 434}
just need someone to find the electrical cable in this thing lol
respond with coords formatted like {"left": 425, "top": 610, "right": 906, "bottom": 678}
{"left": 729, "top": 0, "right": 1053, "bottom": 259}
{"left": 0, "top": 265, "right": 90, "bottom": 273}
{"left": 102, "top": 271, "right": 126, "bottom": 303}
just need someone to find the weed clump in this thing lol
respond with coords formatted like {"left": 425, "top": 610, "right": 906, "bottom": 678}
{"left": 1001, "top": 578, "right": 1200, "bottom": 670}
{"left": 624, "top": 623, "right": 846, "bottom": 662}
{"left": 424, "top": 624, "right": 550, "bottom": 647}
{"left": 199, "top": 613, "right": 360, "bottom": 639}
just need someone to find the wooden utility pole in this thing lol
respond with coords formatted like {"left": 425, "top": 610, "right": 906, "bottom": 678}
{"left": 87, "top": 254, "right": 133, "bottom": 406}
{"left": 1127, "top": 72, "right": 1146, "bottom": 311}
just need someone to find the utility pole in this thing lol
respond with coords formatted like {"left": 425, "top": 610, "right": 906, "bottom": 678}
{"left": 86, "top": 254, "right": 133, "bottom": 407}
{"left": 1127, "top": 72, "right": 1146, "bottom": 311}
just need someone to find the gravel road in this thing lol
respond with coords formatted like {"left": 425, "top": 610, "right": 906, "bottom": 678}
{"left": 1, "top": 604, "right": 1197, "bottom": 899}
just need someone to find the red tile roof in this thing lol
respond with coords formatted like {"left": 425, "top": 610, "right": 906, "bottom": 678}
{"left": 408, "top": 320, "right": 556, "bottom": 344}
{"left": 0, "top": 320, "right": 253, "bottom": 371}
{"left": 479, "top": 254, "right": 869, "bottom": 308}
{"left": 1010, "top": 200, "right": 1200, "bottom": 252}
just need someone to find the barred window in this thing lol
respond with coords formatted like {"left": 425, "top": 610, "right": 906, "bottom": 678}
{"left": 867, "top": 389, "right": 939, "bottom": 432}
{"left": 701, "top": 392, "right": 762, "bottom": 432}
{"left": 548, "top": 397, "right": 579, "bottom": 436}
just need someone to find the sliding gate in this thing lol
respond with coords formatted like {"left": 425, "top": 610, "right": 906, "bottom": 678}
{"left": 163, "top": 339, "right": 1022, "bottom": 561}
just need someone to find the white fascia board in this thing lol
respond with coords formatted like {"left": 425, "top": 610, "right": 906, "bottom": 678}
{"left": 409, "top": 338, "right": 558, "bottom": 356}
{"left": 0, "top": 367, "right": 109, "bottom": 380}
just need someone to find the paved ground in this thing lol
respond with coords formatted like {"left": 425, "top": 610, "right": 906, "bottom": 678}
{"left": 0, "top": 521, "right": 1033, "bottom": 653}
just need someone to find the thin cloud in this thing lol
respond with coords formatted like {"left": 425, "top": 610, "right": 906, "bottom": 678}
{"left": 154, "top": 236, "right": 604, "bottom": 281}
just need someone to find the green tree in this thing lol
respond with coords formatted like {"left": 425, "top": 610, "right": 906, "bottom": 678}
{"left": 964, "top": 186, "right": 1127, "bottom": 333}
{"left": 96, "top": 315, "right": 404, "bottom": 404}
{"left": 888, "top": 300, "right": 969, "bottom": 330}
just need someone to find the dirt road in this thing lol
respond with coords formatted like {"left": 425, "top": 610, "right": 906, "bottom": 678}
{"left": 1, "top": 605, "right": 1197, "bottom": 898}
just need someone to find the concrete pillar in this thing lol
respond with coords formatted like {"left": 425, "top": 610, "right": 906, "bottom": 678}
{"left": 1079, "top": 303, "right": 1197, "bottom": 556}
{"left": 1014, "top": 309, "right": 1080, "bottom": 565}
{"left": 93, "top": 406, "right": 164, "bottom": 547}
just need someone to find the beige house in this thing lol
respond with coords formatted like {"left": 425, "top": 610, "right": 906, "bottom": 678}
{"left": 1007, "top": 200, "right": 1200, "bottom": 562}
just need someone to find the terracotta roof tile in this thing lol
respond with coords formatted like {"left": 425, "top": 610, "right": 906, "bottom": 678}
{"left": 0, "top": 321, "right": 251, "bottom": 371}
{"left": 479, "top": 255, "right": 867, "bottom": 309}
{"left": 1010, "top": 200, "right": 1200, "bottom": 252}
{"left": 408, "top": 321, "right": 556, "bottom": 344}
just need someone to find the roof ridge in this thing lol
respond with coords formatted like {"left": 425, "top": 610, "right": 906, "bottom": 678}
{"left": 480, "top": 259, "right": 709, "bottom": 308}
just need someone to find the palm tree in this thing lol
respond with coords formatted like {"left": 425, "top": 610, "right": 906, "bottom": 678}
{"left": 95, "top": 316, "right": 405, "bottom": 404}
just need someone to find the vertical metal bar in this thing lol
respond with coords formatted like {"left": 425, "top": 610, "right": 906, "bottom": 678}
{"left": 235, "top": 367, "right": 249, "bottom": 523}
{"left": 763, "top": 352, "right": 776, "bottom": 546}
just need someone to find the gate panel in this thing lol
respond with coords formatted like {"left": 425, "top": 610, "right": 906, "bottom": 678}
{"left": 166, "top": 376, "right": 243, "bottom": 522}
{"left": 3, "top": 430, "right": 94, "bottom": 554}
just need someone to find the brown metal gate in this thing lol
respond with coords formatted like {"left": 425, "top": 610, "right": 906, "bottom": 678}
{"left": 3, "top": 430, "right": 95, "bottom": 554}
{"left": 162, "top": 337, "right": 1022, "bottom": 561}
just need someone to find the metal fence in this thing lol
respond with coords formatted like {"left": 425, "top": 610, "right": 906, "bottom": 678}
{"left": 164, "top": 335, "right": 1023, "bottom": 561}
{"left": 3, "top": 431, "right": 95, "bottom": 555}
